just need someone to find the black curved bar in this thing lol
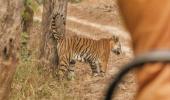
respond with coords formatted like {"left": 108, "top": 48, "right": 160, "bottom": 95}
{"left": 105, "top": 51, "right": 170, "bottom": 100}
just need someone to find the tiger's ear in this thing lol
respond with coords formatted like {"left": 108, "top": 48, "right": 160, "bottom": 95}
{"left": 112, "top": 35, "right": 119, "bottom": 43}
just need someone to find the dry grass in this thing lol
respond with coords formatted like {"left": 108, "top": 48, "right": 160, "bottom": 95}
{"left": 10, "top": 57, "right": 83, "bottom": 100}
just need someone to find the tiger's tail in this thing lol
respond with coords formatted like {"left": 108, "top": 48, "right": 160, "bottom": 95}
{"left": 50, "top": 13, "right": 65, "bottom": 40}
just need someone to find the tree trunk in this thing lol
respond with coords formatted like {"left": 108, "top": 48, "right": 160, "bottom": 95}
{"left": 0, "top": 0, "right": 23, "bottom": 99}
{"left": 40, "top": 0, "right": 68, "bottom": 73}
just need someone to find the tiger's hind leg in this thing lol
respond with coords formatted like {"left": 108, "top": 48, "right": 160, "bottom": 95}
{"left": 67, "top": 60, "right": 76, "bottom": 80}
{"left": 99, "top": 58, "right": 109, "bottom": 77}
{"left": 89, "top": 61, "right": 100, "bottom": 77}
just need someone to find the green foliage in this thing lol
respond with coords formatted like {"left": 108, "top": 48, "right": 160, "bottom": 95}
{"left": 21, "top": 0, "right": 37, "bottom": 25}
{"left": 21, "top": 32, "right": 29, "bottom": 44}
{"left": 22, "top": 11, "right": 30, "bottom": 21}
{"left": 25, "top": 0, "right": 39, "bottom": 12}
{"left": 35, "top": 0, "right": 44, "bottom": 5}
{"left": 20, "top": 32, "right": 30, "bottom": 61}
{"left": 69, "top": 0, "right": 83, "bottom": 3}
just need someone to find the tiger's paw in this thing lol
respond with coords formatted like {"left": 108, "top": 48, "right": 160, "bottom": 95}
{"left": 92, "top": 72, "right": 105, "bottom": 77}
{"left": 92, "top": 73, "right": 100, "bottom": 77}
{"left": 100, "top": 72, "right": 106, "bottom": 77}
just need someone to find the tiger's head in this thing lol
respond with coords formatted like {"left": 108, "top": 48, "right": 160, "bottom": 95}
{"left": 110, "top": 35, "right": 122, "bottom": 55}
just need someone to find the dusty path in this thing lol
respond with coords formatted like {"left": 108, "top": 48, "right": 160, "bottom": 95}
{"left": 67, "top": 16, "right": 130, "bottom": 40}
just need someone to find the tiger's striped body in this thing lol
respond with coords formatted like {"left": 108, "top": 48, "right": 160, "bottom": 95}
{"left": 55, "top": 35, "right": 119, "bottom": 80}
{"left": 50, "top": 13, "right": 121, "bottom": 80}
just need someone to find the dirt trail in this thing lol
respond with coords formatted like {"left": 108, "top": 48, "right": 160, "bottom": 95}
{"left": 67, "top": 16, "right": 130, "bottom": 40}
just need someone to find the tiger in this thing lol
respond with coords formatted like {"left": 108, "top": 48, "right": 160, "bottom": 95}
{"left": 50, "top": 13, "right": 122, "bottom": 80}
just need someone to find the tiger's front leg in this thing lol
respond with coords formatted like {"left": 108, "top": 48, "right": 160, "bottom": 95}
{"left": 89, "top": 61, "right": 101, "bottom": 77}
{"left": 57, "top": 64, "right": 68, "bottom": 81}
{"left": 57, "top": 59, "right": 76, "bottom": 80}
{"left": 67, "top": 60, "right": 76, "bottom": 80}
{"left": 56, "top": 56, "right": 70, "bottom": 81}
